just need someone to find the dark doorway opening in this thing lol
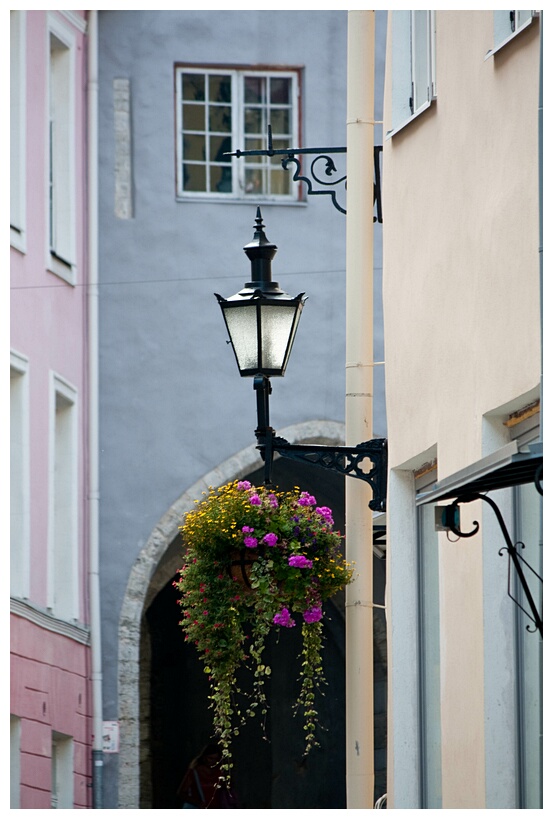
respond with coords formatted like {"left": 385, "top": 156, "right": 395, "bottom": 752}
{"left": 145, "top": 458, "right": 386, "bottom": 808}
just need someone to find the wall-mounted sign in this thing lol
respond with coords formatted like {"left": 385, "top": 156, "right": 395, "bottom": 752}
{"left": 102, "top": 720, "right": 120, "bottom": 753}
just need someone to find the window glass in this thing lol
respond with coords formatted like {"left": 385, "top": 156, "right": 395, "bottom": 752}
{"left": 515, "top": 481, "right": 542, "bottom": 807}
{"left": 417, "top": 500, "right": 442, "bottom": 807}
{"left": 176, "top": 67, "right": 298, "bottom": 199}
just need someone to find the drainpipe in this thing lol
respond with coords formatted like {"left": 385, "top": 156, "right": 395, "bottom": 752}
{"left": 87, "top": 10, "right": 104, "bottom": 808}
{"left": 538, "top": 17, "right": 543, "bottom": 441}
{"left": 345, "top": 10, "right": 375, "bottom": 808}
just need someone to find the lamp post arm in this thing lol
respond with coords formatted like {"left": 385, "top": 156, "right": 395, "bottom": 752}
{"left": 256, "top": 430, "right": 387, "bottom": 512}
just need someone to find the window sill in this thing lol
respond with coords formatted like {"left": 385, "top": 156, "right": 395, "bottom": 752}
{"left": 485, "top": 14, "right": 538, "bottom": 60}
{"left": 175, "top": 195, "right": 307, "bottom": 207}
{"left": 48, "top": 252, "right": 76, "bottom": 286}
{"left": 10, "top": 226, "right": 26, "bottom": 254}
{"left": 385, "top": 99, "right": 433, "bottom": 140}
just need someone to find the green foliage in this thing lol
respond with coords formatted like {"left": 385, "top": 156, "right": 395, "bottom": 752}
{"left": 174, "top": 480, "right": 353, "bottom": 778}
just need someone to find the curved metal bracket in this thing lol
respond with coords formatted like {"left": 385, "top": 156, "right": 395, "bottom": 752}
{"left": 225, "top": 125, "right": 383, "bottom": 220}
{"left": 442, "top": 493, "right": 542, "bottom": 636}
{"left": 253, "top": 374, "right": 387, "bottom": 511}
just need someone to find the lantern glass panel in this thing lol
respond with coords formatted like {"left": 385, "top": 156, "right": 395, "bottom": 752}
{"left": 223, "top": 304, "right": 259, "bottom": 372}
{"left": 260, "top": 304, "right": 299, "bottom": 372}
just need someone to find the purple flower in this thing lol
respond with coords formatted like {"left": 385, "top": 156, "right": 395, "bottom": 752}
{"left": 237, "top": 481, "right": 251, "bottom": 491}
{"left": 298, "top": 492, "right": 317, "bottom": 506}
{"left": 288, "top": 555, "right": 313, "bottom": 569}
{"left": 244, "top": 536, "right": 258, "bottom": 549}
{"left": 315, "top": 506, "right": 334, "bottom": 526}
{"left": 263, "top": 533, "right": 278, "bottom": 547}
{"left": 242, "top": 525, "right": 254, "bottom": 533}
{"left": 273, "top": 608, "right": 296, "bottom": 628}
{"left": 303, "top": 605, "right": 323, "bottom": 624}
{"left": 268, "top": 494, "right": 279, "bottom": 508}
{"left": 250, "top": 494, "right": 261, "bottom": 506}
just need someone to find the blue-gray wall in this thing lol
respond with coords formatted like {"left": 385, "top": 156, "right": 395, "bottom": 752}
{"left": 97, "top": 10, "right": 386, "bottom": 807}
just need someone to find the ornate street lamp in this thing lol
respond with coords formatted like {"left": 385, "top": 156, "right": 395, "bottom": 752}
{"left": 215, "top": 209, "right": 387, "bottom": 511}
{"left": 215, "top": 208, "right": 305, "bottom": 378}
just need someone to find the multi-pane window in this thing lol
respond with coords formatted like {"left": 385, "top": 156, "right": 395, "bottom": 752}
{"left": 388, "top": 10, "right": 436, "bottom": 137}
{"left": 176, "top": 67, "right": 299, "bottom": 200}
{"left": 489, "top": 10, "right": 537, "bottom": 57}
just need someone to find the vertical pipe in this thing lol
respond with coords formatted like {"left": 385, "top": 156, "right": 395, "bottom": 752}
{"left": 345, "top": 10, "right": 375, "bottom": 809}
{"left": 87, "top": 10, "right": 104, "bottom": 808}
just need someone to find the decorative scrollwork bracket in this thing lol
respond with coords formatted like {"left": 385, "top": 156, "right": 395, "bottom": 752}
{"left": 442, "top": 493, "right": 542, "bottom": 636}
{"left": 226, "top": 125, "right": 383, "bottom": 220}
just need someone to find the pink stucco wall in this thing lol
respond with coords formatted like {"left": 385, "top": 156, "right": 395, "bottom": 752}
{"left": 10, "top": 10, "right": 92, "bottom": 808}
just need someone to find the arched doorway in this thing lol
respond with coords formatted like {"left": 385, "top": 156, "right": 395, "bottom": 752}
{"left": 145, "top": 455, "right": 348, "bottom": 809}
{"left": 116, "top": 422, "right": 386, "bottom": 808}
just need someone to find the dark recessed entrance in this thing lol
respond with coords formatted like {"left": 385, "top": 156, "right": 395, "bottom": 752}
{"left": 144, "top": 457, "right": 386, "bottom": 808}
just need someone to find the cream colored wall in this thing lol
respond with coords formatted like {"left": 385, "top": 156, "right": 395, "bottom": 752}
{"left": 382, "top": 11, "right": 541, "bottom": 808}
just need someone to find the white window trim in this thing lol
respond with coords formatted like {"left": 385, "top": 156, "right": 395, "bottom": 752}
{"left": 386, "top": 10, "right": 436, "bottom": 140}
{"left": 175, "top": 66, "right": 300, "bottom": 203}
{"left": 47, "top": 372, "right": 79, "bottom": 621}
{"left": 52, "top": 732, "right": 74, "bottom": 809}
{"left": 10, "top": 350, "right": 31, "bottom": 601}
{"left": 10, "top": 11, "right": 27, "bottom": 253}
{"left": 46, "top": 12, "right": 77, "bottom": 284}
{"left": 10, "top": 716, "right": 22, "bottom": 809}
{"left": 485, "top": 11, "right": 539, "bottom": 60}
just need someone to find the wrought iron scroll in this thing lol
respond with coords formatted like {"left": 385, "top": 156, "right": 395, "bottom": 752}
{"left": 443, "top": 493, "right": 542, "bottom": 637}
{"left": 226, "top": 125, "right": 383, "bottom": 220}
{"left": 270, "top": 436, "right": 388, "bottom": 512}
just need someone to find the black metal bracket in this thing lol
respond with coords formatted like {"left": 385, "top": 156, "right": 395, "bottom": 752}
{"left": 225, "top": 125, "right": 383, "bottom": 220}
{"left": 253, "top": 374, "right": 387, "bottom": 511}
{"left": 443, "top": 492, "right": 542, "bottom": 637}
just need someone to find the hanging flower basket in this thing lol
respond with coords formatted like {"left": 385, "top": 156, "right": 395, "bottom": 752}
{"left": 174, "top": 479, "right": 354, "bottom": 781}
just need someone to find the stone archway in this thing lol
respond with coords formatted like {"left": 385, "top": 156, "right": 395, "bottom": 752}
{"left": 117, "top": 421, "right": 345, "bottom": 808}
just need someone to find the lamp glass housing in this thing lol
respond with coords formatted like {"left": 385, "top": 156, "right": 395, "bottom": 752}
{"left": 220, "top": 294, "right": 304, "bottom": 377}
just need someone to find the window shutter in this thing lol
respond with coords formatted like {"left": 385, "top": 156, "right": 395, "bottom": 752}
{"left": 391, "top": 10, "right": 413, "bottom": 132}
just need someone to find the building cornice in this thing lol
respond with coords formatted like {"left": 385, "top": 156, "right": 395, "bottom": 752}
{"left": 10, "top": 598, "right": 90, "bottom": 646}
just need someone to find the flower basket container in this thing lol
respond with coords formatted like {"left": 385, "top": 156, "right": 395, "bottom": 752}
{"left": 175, "top": 479, "right": 354, "bottom": 780}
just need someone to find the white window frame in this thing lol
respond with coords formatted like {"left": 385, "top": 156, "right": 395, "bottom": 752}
{"left": 48, "top": 373, "right": 79, "bottom": 621}
{"left": 10, "top": 716, "right": 22, "bottom": 809}
{"left": 46, "top": 13, "right": 77, "bottom": 284}
{"left": 387, "top": 10, "right": 436, "bottom": 139}
{"left": 10, "top": 351, "right": 31, "bottom": 600}
{"left": 416, "top": 465, "right": 442, "bottom": 808}
{"left": 11, "top": 11, "right": 27, "bottom": 253}
{"left": 485, "top": 10, "right": 539, "bottom": 60}
{"left": 51, "top": 732, "right": 74, "bottom": 809}
{"left": 175, "top": 66, "right": 300, "bottom": 202}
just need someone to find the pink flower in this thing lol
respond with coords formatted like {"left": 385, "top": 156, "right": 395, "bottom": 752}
{"left": 303, "top": 605, "right": 323, "bottom": 624}
{"left": 244, "top": 536, "right": 258, "bottom": 548}
{"left": 249, "top": 494, "right": 261, "bottom": 506}
{"left": 315, "top": 506, "right": 334, "bottom": 526}
{"left": 263, "top": 533, "right": 278, "bottom": 547}
{"left": 242, "top": 525, "right": 254, "bottom": 533}
{"left": 273, "top": 608, "right": 296, "bottom": 628}
{"left": 237, "top": 481, "right": 251, "bottom": 490}
{"left": 298, "top": 492, "right": 317, "bottom": 506}
{"left": 288, "top": 555, "right": 313, "bottom": 569}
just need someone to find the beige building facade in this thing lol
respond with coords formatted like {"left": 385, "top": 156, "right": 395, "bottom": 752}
{"left": 381, "top": 10, "right": 542, "bottom": 808}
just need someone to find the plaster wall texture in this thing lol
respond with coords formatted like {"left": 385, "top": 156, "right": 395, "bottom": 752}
{"left": 10, "top": 11, "right": 93, "bottom": 808}
{"left": 382, "top": 10, "right": 541, "bottom": 809}
{"left": 96, "top": 9, "right": 387, "bottom": 807}
{"left": 10, "top": 10, "right": 89, "bottom": 618}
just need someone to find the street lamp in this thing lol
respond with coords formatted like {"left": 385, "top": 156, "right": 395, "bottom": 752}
{"left": 215, "top": 209, "right": 387, "bottom": 511}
